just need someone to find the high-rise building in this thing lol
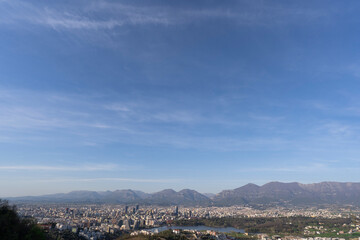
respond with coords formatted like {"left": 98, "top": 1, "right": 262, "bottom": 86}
{"left": 118, "top": 219, "right": 123, "bottom": 227}
{"left": 174, "top": 206, "right": 178, "bottom": 216}
{"left": 133, "top": 220, "right": 140, "bottom": 230}
{"left": 123, "top": 219, "right": 131, "bottom": 230}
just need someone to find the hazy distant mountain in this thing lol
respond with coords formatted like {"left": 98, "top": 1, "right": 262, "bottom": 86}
{"left": 8, "top": 182, "right": 360, "bottom": 207}
{"left": 143, "top": 189, "right": 211, "bottom": 206}
{"left": 101, "top": 189, "right": 145, "bottom": 203}
{"left": 11, "top": 191, "right": 102, "bottom": 203}
{"left": 9, "top": 189, "right": 211, "bottom": 206}
{"left": 202, "top": 193, "right": 216, "bottom": 198}
{"left": 213, "top": 182, "right": 360, "bottom": 207}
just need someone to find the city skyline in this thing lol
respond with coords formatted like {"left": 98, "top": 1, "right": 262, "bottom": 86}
{"left": 2, "top": 0, "right": 360, "bottom": 197}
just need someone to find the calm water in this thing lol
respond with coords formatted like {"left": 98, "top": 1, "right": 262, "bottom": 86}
{"left": 148, "top": 225, "right": 244, "bottom": 233}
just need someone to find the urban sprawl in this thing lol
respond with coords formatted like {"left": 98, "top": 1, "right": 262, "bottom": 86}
{"left": 16, "top": 204, "right": 360, "bottom": 240}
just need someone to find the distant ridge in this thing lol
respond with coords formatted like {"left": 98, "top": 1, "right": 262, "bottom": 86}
{"left": 8, "top": 189, "right": 211, "bottom": 206}
{"left": 8, "top": 182, "right": 360, "bottom": 207}
{"left": 213, "top": 181, "right": 360, "bottom": 207}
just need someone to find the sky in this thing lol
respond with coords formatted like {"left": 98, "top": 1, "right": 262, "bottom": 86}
{"left": 1, "top": 0, "right": 360, "bottom": 197}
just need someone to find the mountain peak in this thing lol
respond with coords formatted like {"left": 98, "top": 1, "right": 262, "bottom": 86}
{"left": 156, "top": 189, "right": 177, "bottom": 194}
{"left": 242, "top": 183, "right": 260, "bottom": 188}
{"left": 9, "top": 182, "right": 360, "bottom": 207}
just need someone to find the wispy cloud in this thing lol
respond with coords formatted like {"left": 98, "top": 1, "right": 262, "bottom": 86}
{"left": 0, "top": 0, "right": 173, "bottom": 30}
{"left": 0, "top": 0, "right": 330, "bottom": 32}
{"left": 237, "top": 164, "right": 328, "bottom": 173}
{"left": 249, "top": 114, "right": 284, "bottom": 122}
{"left": 0, "top": 164, "right": 120, "bottom": 171}
{"left": 237, "top": 162, "right": 360, "bottom": 174}
{"left": 31, "top": 177, "right": 182, "bottom": 183}
{"left": 320, "top": 122, "right": 353, "bottom": 136}
{"left": 3, "top": 86, "right": 360, "bottom": 153}
{"left": 0, "top": 88, "right": 304, "bottom": 150}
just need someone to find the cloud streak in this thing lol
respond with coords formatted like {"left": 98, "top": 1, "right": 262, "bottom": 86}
{"left": 31, "top": 177, "right": 182, "bottom": 183}
{"left": 2, "top": 87, "right": 360, "bottom": 152}
{"left": 0, "top": 164, "right": 120, "bottom": 171}
{"left": 0, "top": 0, "right": 330, "bottom": 32}
{"left": 237, "top": 163, "right": 328, "bottom": 173}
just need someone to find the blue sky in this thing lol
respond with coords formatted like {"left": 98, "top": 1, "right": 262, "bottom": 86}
{"left": 1, "top": 0, "right": 360, "bottom": 197}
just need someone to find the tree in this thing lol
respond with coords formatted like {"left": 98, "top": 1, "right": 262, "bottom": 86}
{"left": 0, "top": 199, "right": 46, "bottom": 240}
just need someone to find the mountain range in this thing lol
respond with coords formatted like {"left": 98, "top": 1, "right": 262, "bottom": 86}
{"left": 7, "top": 182, "right": 360, "bottom": 207}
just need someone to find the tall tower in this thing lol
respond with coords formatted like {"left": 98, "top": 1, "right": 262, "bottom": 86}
{"left": 174, "top": 206, "right": 178, "bottom": 216}
{"left": 124, "top": 205, "right": 128, "bottom": 214}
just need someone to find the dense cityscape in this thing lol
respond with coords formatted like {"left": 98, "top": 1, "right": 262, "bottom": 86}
{"left": 13, "top": 203, "right": 360, "bottom": 240}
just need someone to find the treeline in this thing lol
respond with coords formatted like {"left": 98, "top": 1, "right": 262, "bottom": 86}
{"left": 117, "top": 230, "right": 190, "bottom": 240}
{"left": 117, "top": 230, "right": 256, "bottom": 240}
{"left": 0, "top": 199, "right": 89, "bottom": 240}
{"left": 173, "top": 217, "right": 351, "bottom": 234}
{"left": 0, "top": 199, "right": 46, "bottom": 240}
